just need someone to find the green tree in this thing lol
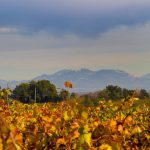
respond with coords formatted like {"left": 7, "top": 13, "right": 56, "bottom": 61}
{"left": 79, "top": 94, "right": 100, "bottom": 106}
{"left": 139, "top": 89, "right": 150, "bottom": 99}
{"left": 122, "top": 88, "right": 130, "bottom": 99}
{"left": 13, "top": 83, "right": 30, "bottom": 103}
{"left": 28, "top": 80, "right": 39, "bottom": 103}
{"left": 98, "top": 89, "right": 109, "bottom": 100}
{"left": 105, "top": 85, "right": 122, "bottom": 100}
{"left": 70, "top": 92, "right": 78, "bottom": 99}
{"left": 13, "top": 80, "right": 57, "bottom": 103}
{"left": 59, "top": 89, "right": 70, "bottom": 100}
{"left": 36, "top": 80, "right": 57, "bottom": 102}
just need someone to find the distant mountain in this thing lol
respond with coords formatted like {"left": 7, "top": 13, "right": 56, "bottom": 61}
{"left": 1, "top": 69, "right": 150, "bottom": 92}
{"left": 0, "top": 80, "right": 28, "bottom": 89}
{"left": 33, "top": 69, "right": 150, "bottom": 92}
{"left": 140, "top": 73, "right": 150, "bottom": 80}
{"left": 0, "top": 79, "right": 7, "bottom": 88}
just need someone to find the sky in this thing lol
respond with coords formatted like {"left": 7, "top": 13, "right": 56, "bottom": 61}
{"left": 0, "top": 0, "right": 150, "bottom": 80}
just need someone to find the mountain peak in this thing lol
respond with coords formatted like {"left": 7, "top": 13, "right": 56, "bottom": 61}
{"left": 1, "top": 69, "right": 150, "bottom": 92}
{"left": 54, "top": 69, "right": 75, "bottom": 76}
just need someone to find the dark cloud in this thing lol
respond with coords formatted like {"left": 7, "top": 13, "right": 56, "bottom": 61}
{"left": 0, "top": 0, "right": 150, "bottom": 36}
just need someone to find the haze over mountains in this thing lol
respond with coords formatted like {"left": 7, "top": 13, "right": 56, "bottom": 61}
{"left": 1, "top": 69, "right": 150, "bottom": 92}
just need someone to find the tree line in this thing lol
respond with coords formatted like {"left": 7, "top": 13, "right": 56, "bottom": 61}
{"left": 0, "top": 81, "right": 150, "bottom": 104}
{"left": 98, "top": 85, "right": 150, "bottom": 100}
{"left": 78, "top": 85, "right": 150, "bottom": 107}
{"left": 0, "top": 80, "right": 71, "bottom": 103}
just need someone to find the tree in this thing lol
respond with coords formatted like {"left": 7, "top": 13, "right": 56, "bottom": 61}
{"left": 70, "top": 92, "right": 78, "bottom": 99}
{"left": 28, "top": 80, "right": 38, "bottom": 102}
{"left": 13, "top": 83, "right": 30, "bottom": 103}
{"left": 105, "top": 85, "right": 122, "bottom": 100}
{"left": 139, "top": 89, "right": 150, "bottom": 99}
{"left": 59, "top": 89, "right": 70, "bottom": 100}
{"left": 98, "top": 89, "right": 109, "bottom": 100}
{"left": 36, "top": 80, "right": 57, "bottom": 102}
{"left": 13, "top": 80, "right": 57, "bottom": 103}
{"left": 122, "top": 88, "right": 129, "bottom": 99}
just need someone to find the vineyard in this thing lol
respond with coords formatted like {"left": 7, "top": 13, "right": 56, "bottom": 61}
{"left": 0, "top": 98, "right": 150, "bottom": 150}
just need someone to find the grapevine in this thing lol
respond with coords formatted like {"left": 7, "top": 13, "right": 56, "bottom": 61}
{"left": 0, "top": 98, "right": 149, "bottom": 149}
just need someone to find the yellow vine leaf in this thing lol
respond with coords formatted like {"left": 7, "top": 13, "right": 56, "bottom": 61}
{"left": 124, "top": 129, "right": 131, "bottom": 136}
{"left": 99, "top": 144, "right": 112, "bottom": 150}
{"left": 81, "top": 111, "right": 88, "bottom": 119}
{"left": 79, "top": 133, "right": 91, "bottom": 147}
{"left": 71, "top": 122, "right": 79, "bottom": 130}
{"left": 84, "top": 133, "right": 91, "bottom": 146}
{"left": 117, "top": 124, "right": 123, "bottom": 133}
{"left": 108, "top": 119, "right": 117, "bottom": 132}
{"left": 124, "top": 115, "right": 133, "bottom": 126}
{"left": 0, "top": 138, "right": 3, "bottom": 150}
{"left": 30, "top": 118, "right": 37, "bottom": 123}
{"left": 72, "top": 130, "right": 80, "bottom": 140}
{"left": 56, "top": 138, "right": 66, "bottom": 148}
{"left": 132, "top": 126, "right": 142, "bottom": 134}
{"left": 15, "top": 144, "right": 22, "bottom": 150}
{"left": 42, "top": 116, "right": 53, "bottom": 123}
{"left": 63, "top": 111, "right": 70, "bottom": 121}
{"left": 0, "top": 92, "right": 4, "bottom": 96}
{"left": 109, "top": 119, "right": 117, "bottom": 127}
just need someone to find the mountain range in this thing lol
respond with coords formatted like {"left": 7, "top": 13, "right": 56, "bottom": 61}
{"left": 1, "top": 69, "right": 150, "bottom": 92}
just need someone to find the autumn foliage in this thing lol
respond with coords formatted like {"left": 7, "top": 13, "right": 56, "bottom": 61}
{"left": 0, "top": 97, "right": 149, "bottom": 149}
{"left": 64, "top": 81, "right": 73, "bottom": 88}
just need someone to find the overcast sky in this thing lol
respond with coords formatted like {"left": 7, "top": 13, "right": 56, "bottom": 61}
{"left": 0, "top": 0, "right": 150, "bottom": 80}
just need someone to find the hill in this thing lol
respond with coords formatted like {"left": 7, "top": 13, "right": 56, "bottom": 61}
{"left": 25, "top": 69, "right": 150, "bottom": 92}
{"left": 1, "top": 69, "right": 150, "bottom": 92}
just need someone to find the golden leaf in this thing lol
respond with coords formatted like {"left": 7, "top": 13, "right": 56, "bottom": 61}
{"left": 117, "top": 124, "right": 123, "bottom": 133}
{"left": 124, "top": 115, "right": 133, "bottom": 126}
{"left": 81, "top": 111, "right": 88, "bottom": 119}
{"left": 71, "top": 122, "right": 79, "bottom": 130}
{"left": 79, "top": 133, "right": 91, "bottom": 147}
{"left": 64, "top": 81, "right": 73, "bottom": 88}
{"left": 109, "top": 119, "right": 117, "bottom": 127}
{"left": 63, "top": 111, "right": 70, "bottom": 121}
{"left": 42, "top": 116, "right": 53, "bottom": 123}
{"left": 56, "top": 138, "right": 66, "bottom": 148}
{"left": 72, "top": 130, "right": 80, "bottom": 140}
{"left": 15, "top": 134, "right": 23, "bottom": 143}
{"left": 0, "top": 138, "right": 3, "bottom": 150}
{"left": 99, "top": 144, "right": 112, "bottom": 150}
{"left": 132, "top": 126, "right": 142, "bottom": 134}
{"left": 108, "top": 119, "right": 117, "bottom": 132}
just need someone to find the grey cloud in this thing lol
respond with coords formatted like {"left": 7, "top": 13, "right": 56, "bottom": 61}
{"left": 1, "top": 21, "right": 150, "bottom": 52}
{"left": 0, "top": 0, "right": 150, "bottom": 36}
{"left": 0, "top": 22, "right": 150, "bottom": 66}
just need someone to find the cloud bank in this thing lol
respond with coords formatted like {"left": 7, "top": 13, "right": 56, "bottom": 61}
{"left": 0, "top": 21, "right": 150, "bottom": 79}
{"left": 0, "top": 0, "right": 150, "bottom": 80}
{"left": 0, "top": 0, "right": 150, "bottom": 36}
